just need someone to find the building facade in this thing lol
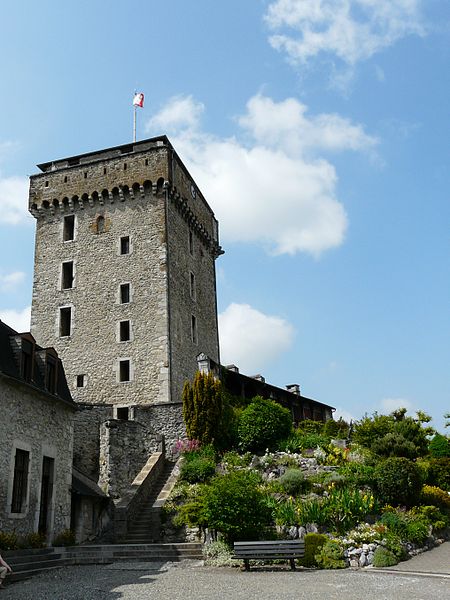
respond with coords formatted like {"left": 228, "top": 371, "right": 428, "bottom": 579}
{"left": 0, "top": 320, "right": 76, "bottom": 542}
{"left": 29, "top": 136, "right": 222, "bottom": 411}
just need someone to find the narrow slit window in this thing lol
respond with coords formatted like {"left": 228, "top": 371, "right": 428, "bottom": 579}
{"left": 119, "top": 359, "right": 130, "bottom": 382}
{"left": 119, "top": 320, "right": 131, "bottom": 342}
{"left": 191, "top": 315, "right": 197, "bottom": 344}
{"left": 59, "top": 307, "right": 72, "bottom": 337}
{"left": 76, "top": 374, "right": 85, "bottom": 388}
{"left": 63, "top": 215, "right": 75, "bottom": 241}
{"left": 61, "top": 261, "right": 74, "bottom": 289}
{"left": 120, "top": 236, "right": 130, "bottom": 255}
{"left": 190, "top": 272, "right": 196, "bottom": 301}
{"left": 120, "top": 283, "right": 130, "bottom": 304}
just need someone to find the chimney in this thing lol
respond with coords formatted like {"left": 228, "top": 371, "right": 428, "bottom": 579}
{"left": 226, "top": 364, "right": 239, "bottom": 373}
{"left": 286, "top": 384, "right": 300, "bottom": 395}
{"left": 252, "top": 374, "right": 265, "bottom": 383}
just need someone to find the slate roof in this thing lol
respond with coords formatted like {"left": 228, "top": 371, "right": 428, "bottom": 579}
{"left": 0, "top": 319, "right": 75, "bottom": 409}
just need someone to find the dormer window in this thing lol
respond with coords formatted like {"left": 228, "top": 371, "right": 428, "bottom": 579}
{"left": 20, "top": 338, "right": 34, "bottom": 383}
{"left": 45, "top": 352, "right": 58, "bottom": 394}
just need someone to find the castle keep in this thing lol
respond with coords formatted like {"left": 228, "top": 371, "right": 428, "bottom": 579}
{"left": 29, "top": 136, "right": 222, "bottom": 412}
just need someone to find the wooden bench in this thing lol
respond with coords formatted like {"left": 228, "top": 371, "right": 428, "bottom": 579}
{"left": 233, "top": 540, "right": 305, "bottom": 571}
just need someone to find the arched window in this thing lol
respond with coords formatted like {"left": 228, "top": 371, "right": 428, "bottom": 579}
{"left": 97, "top": 215, "right": 105, "bottom": 234}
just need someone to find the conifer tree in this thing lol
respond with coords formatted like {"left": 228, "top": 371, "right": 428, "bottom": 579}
{"left": 182, "top": 371, "right": 225, "bottom": 447}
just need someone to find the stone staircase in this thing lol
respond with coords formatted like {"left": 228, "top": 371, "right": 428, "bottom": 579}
{"left": 5, "top": 542, "right": 203, "bottom": 583}
{"left": 122, "top": 459, "right": 178, "bottom": 544}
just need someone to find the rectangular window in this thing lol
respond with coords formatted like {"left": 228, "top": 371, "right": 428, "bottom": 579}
{"left": 63, "top": 215, "right": 75, "bottom": 241}
{"left": 21, "top": 339, "right": 33, "bottom": 382}
{"left": 119, "top": 320, "right": 131, "bottom": 342}
{"left": 120, "top": 236, "right": 130, "bottom": 255}
{"left": 59, "top": 307, "right": 72, "bottom": 337}
{"left": 189, "top": 230, "right": 194, "bottom": 255}
{"left": 191, "top": 315, "right": 197, "bottom": 344}
{"left": 117, "top": 407, "right": 129, "bottom": 420}
{"left": 120, "top": 283, "right": 130, "bottom": 304}
{"left": 189, "top": 271, "right": 196, "bottom": 301}
{"left": 76, "top": 374, "right": 85, "bottom": 388}
{"left": 11, "top": 449, "right": 29, "bottom": 514}
{"left": 119, "top": 359, "right": 130, "bottom": 382}
{"left": 61, "top": 261, "right": 74, "bottom": 289}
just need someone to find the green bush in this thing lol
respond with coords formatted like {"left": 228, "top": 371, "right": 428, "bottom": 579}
{"left": 52, "top": 529, "right": 75, "bottom": 547}
{"left": 421, "top": 485, "right": 450, "bottom": 512}
{"left": 315, "top": 539, "right": 346, "bottom": 569}
{"left": 238, "top": 397, "right": 292, "bottom": 452}
{"left": 203, "top": 470, "right": 272, "bottom": 543}
{"left": 337, "top": 463, "right": 375, "bottom": 488}
{"left": 173, "top": 486, "right": 208, "bottom": 529}
{"left": 429, "top": 434, "right": 450, "bottom": 458}
{"left": 372, "top": 547, "right": 399, "bottom": 567}
{"left": 23, "top": 532, "right": 46, "bottom": 548}
{"left": 280, "top": 431, "right": 329, "bottom": 452}
{"left": 280, "top": 469, "right": 308, "bottom": 496}
{"left": 179, "top": 456, "right": 216, "bottom": 483}
{"left": 426, "top": 458, "right": 450, "bottom": 490}
{"left": 323, "top": 418, "right": 349, "bottom": 439}
{"left": 379, "top": 510, "right": 408, "bottom": 538}
{"left": 405, "top": 518, "right": 429, "bottom": 546}
{"left": 0, "top": 531, "right": 18, "bottom": 551}
{"left": 321, "top": 488, "right": 376, "bottom": 534}
{"left": 374, "top": 457, "right": 423, "bottom": 506}
{"left": 297, "top": 420, "right": 325, "bottom": 435}
{"left": 298, "top": 533, "right": 327, "bottom": 567}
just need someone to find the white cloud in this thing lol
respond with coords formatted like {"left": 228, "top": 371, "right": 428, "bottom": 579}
{"left": 0, "top": 175, "right": 31, "bottom": 225}
{"left": 148, "top": 94, "right": 375, "bottom": 256}
{"left": 333, "top": 407, "right": 355, "bottom": 423}
{"left": 0, "top": 306, "right": 31, "bottom": 332}
{"left": 380, "top": 397, "right": 414, "bottom": 414}
{"left": 265, "top": 0, "right": 426, "bottom": 65}
{"left": 218, "top": 303, "right": 294, "bottom": 374}
{"left": 0, "top": 271, "right": 26, "bottom": 292}
{"left": 146, "top": 95, "right": 204, "bottom": 134}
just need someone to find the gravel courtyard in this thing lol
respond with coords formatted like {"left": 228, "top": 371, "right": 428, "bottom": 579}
{"left": 1, "top": 561, "right": 449, "bottom": 600}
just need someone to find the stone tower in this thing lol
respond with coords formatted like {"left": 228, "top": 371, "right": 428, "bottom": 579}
{"left": 28, "top": 136, "right": 222, "bottom": 411}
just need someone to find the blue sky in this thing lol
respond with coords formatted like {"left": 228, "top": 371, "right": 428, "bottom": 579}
{"left": 0, "top": 0, "right": 449, "bottom": 430}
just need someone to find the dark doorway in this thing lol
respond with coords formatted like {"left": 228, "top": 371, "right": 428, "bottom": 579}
{"left": 38, "top": 456, "right": 55, "bottom": 536}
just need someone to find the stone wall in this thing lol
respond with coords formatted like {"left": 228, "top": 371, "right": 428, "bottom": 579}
{"left": 135, "top": 402, "right": 186, "bottom": 455}
{"left": 0, "top": 375, "right": 74, "bottom": 540}
{"left": 73, "top": 404, "right": 112, "bottom": 479}
{"left": 98, "top": 420, "right": 163, "bottom": 499}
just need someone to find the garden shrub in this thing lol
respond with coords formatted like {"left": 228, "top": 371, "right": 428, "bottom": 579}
{"left": 323, "top": 418, "right": 349, "bottom": 439}
{"left": 380, "top": 533, "right": 406, "bottom": 560}
{"left": 374, "top": 457, "right": 423, "bottom": 506}
{"left": 172, "top": 484, "right": 208, "bottom": 529}
{"left": 428, "top": 433, "right": 450, "bottom": 458}
{"left": 405, "top": 518, "right": 429, "bottom": 546}
{"left": 414, "top": 505, "right": 448, "bottom": 531}
{"left": 421, "top": 485, "right": 450, "bottom": 512}
{"left": 372, "top": 547, "right": 399, "bottom": 567}
{"left": 52, "top": 530, "right": 75, "bottom": 547}
{"left": 298, "top": 533, "right": 327, "bottom": 567}
{"left": 426, "top": 458, "right": 450, "bottom": 491}
{"left": 281, "top": 432, "right": 329, "bottom": 452}
{"left": 203, "top": 470, "right": 272, "bottom": 542}
{"left": 280, "top": 469, "right": 308, "bottom": 496}
{"left": 297, "top": 498, "right": 326, "bottom": 527}
{"left": 315, "top": 539, "right": 346, "bottom": 569}
{"left": 273, "top": 498, "right": 298, "bottom": 526}
{"left": 337, "top": 463, "right": 375, "bottom": 488}
{"left": 203, "top": 540, "right": 238, "bottom": 567}
{"left": 238, "top": 397, "right": 292, "bottom": 452}
{"left": 179, "top": 455, "right": 216, "bottom": 483}
{"left": 297, "top": 419, "right": 325, "bottom": 435}
{"left": 0, "top": 531, "right": 18, "bottom": 551}
{"left": 221, "top": 451, "right": 252, "bottom": 470}
{"left": 321, "top": 488, "right": 376, "bottom": 534}
{"left": 379, "top": 510, "right": 408, "bottom": 539}
{"left": 23, "top": 532, "right": 46, "bottom": 548}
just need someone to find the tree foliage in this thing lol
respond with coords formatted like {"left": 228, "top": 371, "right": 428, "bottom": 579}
{"left": 353, "top": 409, "right": 433, "bottom": 459}
{"left": 182, "top": 371, "right": 231, "bottom": 449}
{"left": 238, "top": 396, "right": 293, "bottom": 452}
{"left": 374, "top": 457, "right": 423, "bottom": 507}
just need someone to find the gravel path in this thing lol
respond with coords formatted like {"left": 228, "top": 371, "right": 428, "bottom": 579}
{"left": 1, "top": 561, "right": 449, "bottom": 600}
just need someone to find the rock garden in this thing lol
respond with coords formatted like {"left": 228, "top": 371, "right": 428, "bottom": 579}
{"left": 161, "top": 372, "right": 450, "bottom": 570}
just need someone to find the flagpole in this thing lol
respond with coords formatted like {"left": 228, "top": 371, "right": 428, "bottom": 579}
{"left": 133, "top": 104, "right": 137, "bottom": 143}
